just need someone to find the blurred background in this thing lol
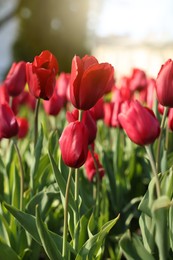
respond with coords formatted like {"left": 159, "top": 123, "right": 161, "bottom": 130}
{"left": 1, "top": 0, "right": 173, "bottom": 82}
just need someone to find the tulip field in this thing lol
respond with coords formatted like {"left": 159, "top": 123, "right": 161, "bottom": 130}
{"left": 0, "top": 50, "right": 173, "bottom": 259}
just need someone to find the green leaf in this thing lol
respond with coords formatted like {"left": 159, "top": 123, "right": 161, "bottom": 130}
{"left": 0, "top": 237, "right": 20, "bottom": 260}
{"left": 120, "top": 230, "right": 155, "bottom": 260}
{"left": 76, "top": 215, "right": 120, "bottom": 259}
{"left": 4, "top": 202, "right": 41, "bottom": 245}
{"left": 48, "top": 151, "right": 76, "bottom": 211}
{"left": 35, "top": 205, "right": 62, "bottom": 260}
{"left": 169, "top": 204, "right": 173, "bottom": 252}
{"left": 30, "top": 125, "right": 44, "bottom": 191}
{"left": 4, "top": 203, "right": 75, "bottom": 256}
{"left": 138, "top": 177, "right": 157, "bottom": 217}
{"left": 152, "top": 195, "right": 170, "bottom": 260}
{"left": 139, "top": 213, "right": 156, "bottom": 255}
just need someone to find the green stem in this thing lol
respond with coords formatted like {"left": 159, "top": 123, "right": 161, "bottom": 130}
{"left": 62, "top": 167, "right": 73, "bottom": 258}
{"left": 145, "top": 145, "right": 161, "bottom": 198}
{"left": 156, "top": 106, "right": 169, "bottom": 172}
{"left": 89, "top": 145, "right": 101, "bottom": 219}
{"left": 13, "top": 139, "right": 25, "bottom": 211}
{"left": 73, "top": 109, "right": 83, "bottom": 251}
{"left": 74, "top": 168, "right": 79, "bottom": 251}
{"left": 34, "top": 98, "right": 40, "bottom": 147}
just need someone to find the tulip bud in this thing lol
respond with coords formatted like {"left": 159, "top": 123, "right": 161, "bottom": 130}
{"left": 66, "top": 109, "right": 97, "bottom": 145}
{"left": 16, "top": 117, "right": 29, "bottom": 139}
{"left": 26, "top": 50, "right": 58, "bottom": 100}
{"left": 118, "top": 100, "right": 160, "bottom": 146}
{"left": 84, "top": 150, "right": 105, "bottom": 182}
{"left": 59, "top": 121, "right": 88, "bottom": 168}
{"left": 0, "top": 102, "right": 19, "bottom": 139}
{"left": 156, "top": 59, "right": 173, "bottom": 107}
{"left": 4, "top": 61, "right": 26, "bottom": 97}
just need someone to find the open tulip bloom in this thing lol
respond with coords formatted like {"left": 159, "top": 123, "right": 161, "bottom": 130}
{"left": 1, "top": 52, "right": 173, "bottom": 260}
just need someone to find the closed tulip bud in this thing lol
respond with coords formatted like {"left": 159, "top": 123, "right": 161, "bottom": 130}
{"left": 0, "top": 84, "right": 9, "bottom": 103}
{"left": 129, "top": 68, "right": 147, "bottom": 91}
{"left": 43, "top": 84, "right": 64, "bottom": 116}
{"left": 16, "top": 117, "right": 29, "bottom": 139}
{"left": 84, "top": 150, "right": 105, "bottom": 182}
{"left": 70, "top": 55, "right": 114, "bottom": 110}
{"left": 0, "top": 102, "right": 18, "bottom": 139}
{"left": 156, "top": 59, "right": 173, "bottom": 107}
{"left": 118, "top": 100, "right": 160, "bottom": 146}
{"left": 4, "top": 61, "right": 26, "bottom": 97}
{"left": 90, "top": 98, "right": 104, "bottom": 121}
{"left": 26, "top": 50, "right": 58, "bottom": 100}
{"left": 66, "top": 109, "right": 97, "bottom": 144}
{"left": 59, "top": 121, "right": 88, "bottom": 168}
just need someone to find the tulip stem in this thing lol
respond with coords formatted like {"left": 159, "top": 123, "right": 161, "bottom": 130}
{"left": 13, "top": 139, "right": 24, "bottom": 211}
{"left": 89, "top": 145, "right": 100, "bottom": 219}
{"left": 145, "top": 145, "right": 161, "bottom": 198}
{"left": 34, "top": 98, "right": 40, "bottom": 148}
{"left": 74, "top": 168, "right": 79, "bottom": 252}
{"left": 156, "top": 106, "right": 169, "bottom": 173}
{"left": 62, "top": 167, "right": 73, "bottom": 258}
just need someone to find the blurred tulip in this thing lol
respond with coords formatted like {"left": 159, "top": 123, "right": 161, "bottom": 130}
{"left": 59, "top": 121, "right": 88, "bottom": 168}
{"left": 0, "top": 84, "right": 9, "bottom": 104}
{"left": 118, "top": 100, "right": 160, "bottom": 146}
{"left": 4, "top": 61, "right": 26, "bottom": 97}
{"left": 104, "top": 102, "right": 114, "bottom": 127}
{"left": 43, "top": 84, "right": 64, "bottom": 116}
{"left": 26, "top": 50, "right": 58, "bottom": 100}
{"left": 17, "top": 117, "right": 29, "bottom": 139}
{"left": 156, "top": 59, "right": 173, "bottom": 107}
{"left": 84, "top": 150, "right": 105, "bottom": 182}
{"left": 0, "top": 102, "right": 18, "bottom": 139}
{"left": 56, "top": 72, "right": 70, "bottom": 105}
{"left": 70, "top": 55, "right": 114, "bottom": 110}
{"left": 12, "top": 90, "right": 36, "bottom": 114}
{"left": 66, "top": 109, "right": 97, "bottom": 144}
{"left": 90, "top": 98, "right": 104, "bottom": 121}
{"left": 129, "top": 68, "right": 147, "bottom": 91}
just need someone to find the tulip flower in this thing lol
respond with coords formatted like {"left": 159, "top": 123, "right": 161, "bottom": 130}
{"left": 4, "top": 61, "right": 26, "bottom": 97}
{"left": 56, "top": 72, "right": 70, "bottom": 105}
{"left": 70, "top": 55, "right": 114, "bottom": 110}
{"left": 0, "top": 84, "right": 9, "bottom": 104}
{"left": 156, "top": 59, "right": 173, "bottom": 107}
{"left": 26, "top": 50, "right": 59, "bottom": 100}
{"left": 0, "top": 102, "right": 18, "bottom": 139}
{"left": 90, "top": 98, "right": 104, "bottom": 121}
{"left": 84, "top": 150, "right": 105, "bottom": 182}
{"left": 66, "top": 109, "right": 97, "bottom": 144}
{"left": 43, "top": 84, "right": 64, "bottom": 116}
{"left": 16, "top": 117, "right": 29, "bottom": 139}
{"left": 59, "top": 121, "right": 88, "bottom": 168}
{"left": 118, "top": 100, "right": 160, "bottom": 146}
{"left": 129, "top": 68, "right": 147, "bottom": 92}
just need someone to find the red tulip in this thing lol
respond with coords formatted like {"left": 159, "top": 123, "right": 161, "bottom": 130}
{"left": 4, "top": 61, "right": 26, "bottom": 97}
{"left": 56, "top": 72, "right": 70, "bottom": 105}
{"left": 118, "top": 100, "right": 160, "bottom": 146}
{"left": 70, "top": 55, "right": 114, "bottom": 110}
{"left": 26, "top": 50, "right": 58, "bottom": 100}
{"left": 17, "top": 117, "right": 29, "bottom": 139}
{"left": 59, "top": 121, "right": 88, "bottom": 168}
{"left": 0, "top": 102, "right": 18, "bottom": 139}
{"left": 156, "top": 59, "right": 173, "bottom": 107}
{"left": 104, "top": 102, "right": 114, "bottom": 127}
{"left": 66, "top": 109, "right": 97, "bottom": 144}
{"left": 90, "top": 98, "right": 104, "bottom": 121}
{"left": 129, "top": 68, "right": 147, "bottom": 91}
{"left": 168, "top": 108, "right": 173, "bottom": 131}
{"left": 43, "top": 84, "right": 64, "bottom": 116}
{"left": 0, "top": 84, "right": 9, "bottom": 104}
{"left": 84, "top": 150, "right": 105, "bottom": 182}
